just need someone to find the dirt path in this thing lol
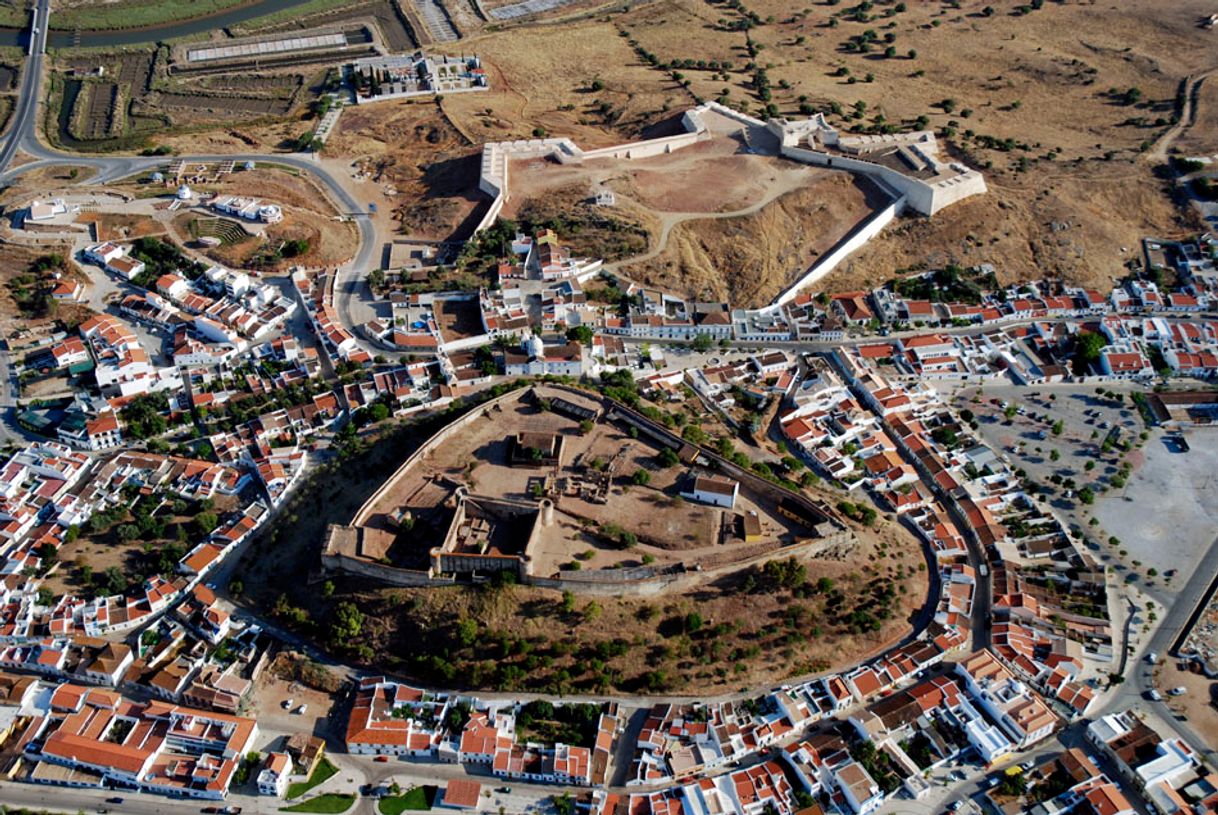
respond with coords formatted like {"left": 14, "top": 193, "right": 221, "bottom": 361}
{"left": 1147, "top": 67, "right": 1218, "bottom": 163}
{"left": 604, "top": 168, "right": 817, "bottom": 272}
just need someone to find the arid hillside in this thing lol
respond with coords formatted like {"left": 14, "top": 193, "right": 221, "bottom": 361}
{"left": 100, "top": 0, "right": 1218, "bottom": 295}
{"left": 821, "top": 167, "right": 1195, "bottom": 293}
{"left": 628, "top": 175, "right": 887, "bottom": 306}
{"left": 431, "top": 0, "right": 1217, "bottom": 293}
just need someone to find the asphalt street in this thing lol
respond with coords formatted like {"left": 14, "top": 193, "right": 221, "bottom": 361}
{"left": 0, "top": 8, "right": 1215, "bottom": 814}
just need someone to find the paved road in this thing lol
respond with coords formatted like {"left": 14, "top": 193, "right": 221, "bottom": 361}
{"left": 1100, "top": 533, "right": 1218, "bottom": 763}
{"left": 0, "top": 12, "right": 1213, "bottom": 813}
{"left": 0, "top": 0, "right": 48, "bottom": 172}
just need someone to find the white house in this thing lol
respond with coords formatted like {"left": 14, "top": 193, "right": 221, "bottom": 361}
{"left": 833, "top": 761, "right": 883, "bottom": 815}
{"left": 193, "top": 316, "right": 241, "bottom": 345}
{"left": 257, "top": 752, "right": 292, "bottom": 797}
{"left": 156, "top": 274, "right": 190, "bottom": 302}
{"left": 27, "top": 199, "right": 69, "bottom": 221}
{"left": 503, "top": 337, "right": 585, "bottom": 377}
{"left": 682, "top": 476, "right": 739, "bottom": 509}
{"left": 84, "top": 242, "right": 123, "bottom": 266}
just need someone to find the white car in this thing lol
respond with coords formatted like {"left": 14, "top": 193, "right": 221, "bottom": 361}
{"left": 1168, "top": 687, "right": 1187, "bottom": 697}
{"left": 282, "top": 699, "right": 293, "bottom": 710}
{"left": 1146, "top": 652, "right": 1158, "bottom": 664}
{"left": 295, "top": 704, "right": 308, "bottom": 714}
{"left": 1148, "top": 689, "right": 1163, "bottom": 701}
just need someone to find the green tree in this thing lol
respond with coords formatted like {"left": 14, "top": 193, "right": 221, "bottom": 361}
{"left": 103, "top": 566, "right": 126, "bottom": 595}
{"left": 330, "top": 601, "right": 364, "bottom": 644}
{"left": 554, "top": 794, "right": 576, "bottom": 815}
{"left": 121, "top": 393, "right": 170, "bottom": 439}
{"left": 195, "top": 511, "right": 219, "bottom": 536}
{"left": 566, "top": 325, "right": 594, "bottom": 345}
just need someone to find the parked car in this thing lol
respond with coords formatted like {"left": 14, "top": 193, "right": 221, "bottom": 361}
{"left": 105, "top": 799, "right": 124, "bottom": 805}
{"left": 282, "top": 698, "right": 293, "bottom": 710}
{"left": 222, "top": 807, "right": 242, "bottom": 815}
{"left": 294, "top": 704, "right": 308, "bottom": 715}
{"left": 374, "top": 755, "right": 390, "bottom": 763}
{"left": 1169, "top": 687, "right": 1187, "bottom": 696}
{"left": 1146, "top": 652, "right": 1159, "bottom": 664}
{"left": 1147, "top": 689, "right": 1163, "bottom": 701}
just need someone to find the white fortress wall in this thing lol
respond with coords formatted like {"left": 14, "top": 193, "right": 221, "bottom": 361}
{"left": 925, "top": 170, "right": 987, "bottom": 216}
{"left": 768, "top": 193, "right": 906, "bottom": 310}
{"left": 780, "top": 143, "right": 936, "bottom": 214}
{"left": 578, "top": 130, "right": 706, "bottom": 161}
{"left": 699, "top": 100, "right": 769, "bottom": 129}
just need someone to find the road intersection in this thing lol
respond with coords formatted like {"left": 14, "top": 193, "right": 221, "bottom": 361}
{"left": 0, "top": 11, "right": 1215, "bottom": 815}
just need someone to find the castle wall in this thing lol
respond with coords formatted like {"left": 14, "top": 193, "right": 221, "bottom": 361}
{"left": 768, "top": 193, "right": 905, "bottom": 310}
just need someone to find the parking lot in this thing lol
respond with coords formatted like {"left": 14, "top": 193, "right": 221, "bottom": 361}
{"left": 946, "top": 382, "right": 1143, "bottom": 504}
{"left": 945, "top": 381, "right": 1218, "bottom": 586}
{"left": 1091, "top": 429, "right": 1218, "bottom": 580}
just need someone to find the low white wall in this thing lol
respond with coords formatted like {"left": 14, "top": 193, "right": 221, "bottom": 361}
{"left": 700, "top": 101, "right": 768, "bottom": 129}
{"left": 354, "top": 86, "right": 488, "bottom": 105}
{"left": 579, "top": 130, "right": 705, "bottom": 161}
{"left": 572, "top": 259, "right": 604, "bottom": 283}
{"left": 769, "top": 195, "right": 905, "bottom": 309}
{"left": 472, "top": 191, "right": 505, "bottom": 234}
{"left": 441, "top": 333, "right": 493, "bottom": 353}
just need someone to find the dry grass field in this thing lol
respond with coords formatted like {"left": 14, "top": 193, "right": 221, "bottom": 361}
{"left": 0, "top": 241, "right": 78, "bottom": 338}
{"left": 85, "top": 0, "right": 1214, "bottom": 295}
{"left": 630, "top": 175, "right": 886, "bottom": 305}
{"left": 325, "top": 99, "right": 487, "bottom": 241}
{"left": 440, "top": 18, "right": 693, "bottom": 147}
{"left": 434, "top": 0, "right": 1215, "bottom": 291}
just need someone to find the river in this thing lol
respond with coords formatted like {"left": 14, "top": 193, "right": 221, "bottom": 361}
{"left": 0, "top": 0, "right": 325, "bottom": 50}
